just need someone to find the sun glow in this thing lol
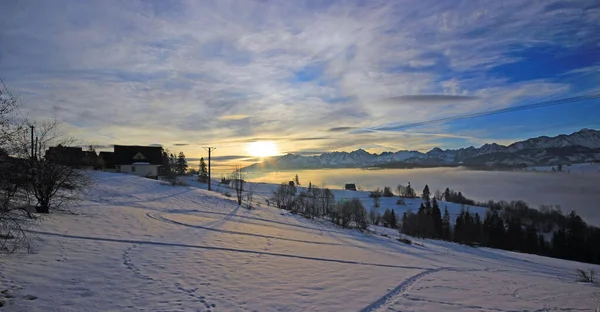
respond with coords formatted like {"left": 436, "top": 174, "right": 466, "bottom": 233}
{"left": 247, "top": 141, "right": 279, "bottom": 157}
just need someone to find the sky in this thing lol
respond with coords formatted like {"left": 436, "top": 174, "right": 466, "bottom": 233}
{"left": 1, "top": 0, "right": 599, "bottom": 170}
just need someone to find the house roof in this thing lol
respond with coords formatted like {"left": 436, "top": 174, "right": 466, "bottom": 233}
{"left": 114, "top": 145, "right": 163, "bottom": 165}
{"left": 46, "top": 146, "right": 83, "bottom": 167}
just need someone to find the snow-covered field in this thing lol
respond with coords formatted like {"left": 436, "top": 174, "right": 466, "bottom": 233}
{"left": 1, "top": 172, "right": 599, "bottom": 312}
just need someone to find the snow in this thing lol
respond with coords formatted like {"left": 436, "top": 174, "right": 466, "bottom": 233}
{"left": 1, "top": 172, "right": 599, "bottom": 312}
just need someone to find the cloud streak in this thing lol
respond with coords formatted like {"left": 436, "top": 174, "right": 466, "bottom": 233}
{"left": 0, "top": 0, "right": 598, "bottom": 159}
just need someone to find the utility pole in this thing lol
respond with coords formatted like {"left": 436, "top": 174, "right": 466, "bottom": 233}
{"left": 203, "top": 147, "right": 216, "bottom": 191}
{"left": 30, "top": 125, "right": 35, "bottom": 159}
{"left": 35, "top": 137, "right": 38, "bottom": 159}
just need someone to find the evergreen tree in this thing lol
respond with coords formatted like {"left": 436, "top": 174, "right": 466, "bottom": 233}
{"left": 401, "top": 212, "right": 408, "bottom": 234}
{"left": 404, "top": 182, "right": 416, "bottom": 198}
{"left": 525, "top": 226, "right": 539, "bottom": 254}
{"left": 454, "top": 213, "right": 463, "bottom": 242}
{"left": 473, "top": 213, "right": 482, "bottom": 243}
{"left": 443, "top": 188, "right": 451, "bottom": 201}
{"left": 506, "top": 217, "right": 524, "bottom": 251}
{"left": 294, "top": 174, "right": 301, "bottom": 186}
{"left": 431, "top": 198, "right": 442, "bottom": 238}
{"left": 390, "top": 209, "right": 397, "bottom": 229}
{"left": 422, "top": 184, "right": 431, "bottom": 202}
{"left": 169, "top": 153, "right": 177, "bottom": 171}
{"left": 565, "top": 211, "right": 586, "bottom": 262}
{"left": 198, "top": 157, "right": 208, "bottom": 182}
{"left": 441, "top": 206, "right": 451, "bottom": 240}
{"left": 551, "top": 228, "right": 567, "bottom": 259}
{"left": 382, "top": 208, "right": 392, "bottom": 228}
{"left": 175, "top": 152, "right": 188, "bottom": 175}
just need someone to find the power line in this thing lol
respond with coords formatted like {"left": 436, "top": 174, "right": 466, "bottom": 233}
{"left": 363, "top": 92, "right": 600, "bottom": 133}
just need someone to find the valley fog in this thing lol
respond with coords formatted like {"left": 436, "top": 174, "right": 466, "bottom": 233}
{"left": 246, "top": 167, "right": 600, "bottom": 226}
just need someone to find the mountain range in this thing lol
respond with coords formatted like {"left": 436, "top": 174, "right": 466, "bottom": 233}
{"left": 246, "top": 129, "right": 600, "bottom": 170}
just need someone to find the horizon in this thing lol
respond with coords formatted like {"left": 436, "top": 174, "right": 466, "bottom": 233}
{"left": 2, "top": 1, "right": 599, "bottom": 168}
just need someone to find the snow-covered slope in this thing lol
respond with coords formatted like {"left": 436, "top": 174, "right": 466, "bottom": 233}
{"left": 1, "top": 173, "right": 598, "bottom": 312}
{"left": 247, "top": 128, "right": 600, "bottom": 169}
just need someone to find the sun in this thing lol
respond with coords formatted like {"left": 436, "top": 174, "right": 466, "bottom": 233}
{"left": 247, "top": 141, "right": 279, "bottom": 157}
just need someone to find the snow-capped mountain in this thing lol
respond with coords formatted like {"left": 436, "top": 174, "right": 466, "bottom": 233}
{"left": 246, "top": 129, "right": 600, "bottom": 170}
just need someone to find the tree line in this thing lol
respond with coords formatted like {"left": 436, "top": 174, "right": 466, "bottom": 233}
{"left": 395, "top": 184, "right": 600, "bottom": 265}
{"left": 271, "top": 179, "right": 368, "bottom": 230}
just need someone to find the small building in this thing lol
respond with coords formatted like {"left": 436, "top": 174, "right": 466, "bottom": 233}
{"left": 114, "top": 145, "right": 164, "bottom": 179}
{"left": 345, "top": 183, "right": 357, "bottom": 191}
{"left": 45, "top": 145, "right": 83, "bottom": 167}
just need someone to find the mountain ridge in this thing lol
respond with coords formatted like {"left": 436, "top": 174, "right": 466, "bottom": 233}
{"left": 246, "top": 128, "right": 600, "bottom": 170}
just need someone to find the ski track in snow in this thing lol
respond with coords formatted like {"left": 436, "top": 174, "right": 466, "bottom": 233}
{"left": 2, "top": 172, "right": 599, "bottom": 312}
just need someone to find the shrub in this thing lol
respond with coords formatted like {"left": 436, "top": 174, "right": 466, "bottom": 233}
{"left": 396, "top": 198, "right": 406, "bottom": 205}
{"left": 398, "top": 237, "right": 412, "bottom": 245}
{"left": 576, "top": 269, "right": 595, "bottom": 283}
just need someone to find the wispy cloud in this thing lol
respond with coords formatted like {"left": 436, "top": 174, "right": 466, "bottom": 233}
{"left": 327, "top": 127, "right": 357, "bottom": 132}
{"left": 218, "top": 115, "right": 250, "bottom": 121}
{"left": 384, "top": 94, "right": 479, "bottom": 104}
{"left": 1, "top": 0, "right": 598, "bottom": 158}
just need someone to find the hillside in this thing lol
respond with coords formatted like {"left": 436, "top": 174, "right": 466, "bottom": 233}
{"left": 0, "top": 173, "right": 598, "bottom": 311}
{"left": 246, "top": 128, "right": 600, "bottom": 170}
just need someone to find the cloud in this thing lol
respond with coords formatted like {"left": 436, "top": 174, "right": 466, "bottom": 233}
{"left": 1, "top": 0, "right": 598, "bottom": 158}
{"left": 210, "top": 155, "right": 255, "bottom": 161}
{"left": 173, "top": 143, "right": 189, "bottom": 146}
{"left": 384, "top": 94, "right": 479, "bottom": 104}
{"left": 327, "top": 127, "right": 356, "bottom": 132}
{"left": 218, "top": 114, "right": 250, "bottom": 121}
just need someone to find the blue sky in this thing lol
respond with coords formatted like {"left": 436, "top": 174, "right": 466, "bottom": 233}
{"left": 1, "top": 0, "right": 599, "bottom": 164}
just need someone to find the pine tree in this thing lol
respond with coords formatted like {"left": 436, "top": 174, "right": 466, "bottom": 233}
{"left": 169, "top": 153, "right": 177, "bottom": 172}
{"left": 390, "top": 210, "right": 397, "bottom": 229}
{"left": 444, "top": 188, "right": 451, "bottom": 201}
{"left": 175, "top": 152, "right": 188, "bottom": 175}
{"left": 294, "top": 174, "right": 301, "bottom": 186}
{"left": 442, "top": 206, "right": 451, "bottom": 240}
{"left": 198, "top": 157, "right": 208, "bottom": 182}
{"left": 382, "top": 208, "right": 392, "bottom": 228}
{"left": 401, "top": 212, "right": 408, "bottom": 234}
{"left": 404, "top": 182, "right": 416, "bottom": 198}
{"left": 454, "top": 213, "right": 463, "bottom": 242}
{"left": 431, "top": 198, "right": 442, "bottom": 238}
{"left": 473, "top": 213, "right": 482, "bottom": 243}
{"left": 422, "top": 184, "right": 431, "bottom": 202}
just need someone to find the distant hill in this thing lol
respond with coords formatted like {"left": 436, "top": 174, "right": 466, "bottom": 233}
{"left": 245, "top": 128, "right": 600, "bottom": 170}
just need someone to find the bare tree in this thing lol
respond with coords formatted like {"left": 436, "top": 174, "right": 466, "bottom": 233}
{"left": 272, "top": 182, "right": 296, "bottom": 210}
{"left": 12, "top": 119, "right": 90, "bottom": 213}
{"left": 244, "top": 182, "right": 254, "bottom": 209}
{"left": 231, "top": 165, "right": 245, "bottom": 205}
{"left": 0, "top": 80, "right": 33, "bottom": 253}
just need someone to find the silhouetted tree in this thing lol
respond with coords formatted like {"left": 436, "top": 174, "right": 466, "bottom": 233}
{"left": 390, "top": 209, "right": 397, "bottom": 229}
{"left": 441, "top": 206, "right": 451, "bottom": 240}
{"left": 422, "top": 184, "right": 431, "bottom": 202}
{"left": 198, "top": 157, "right": 208, "bottom": 182}
{"left": 431, "top": 198, "right": 442, "bottom": 238}
{"left": 175, "top": 152, "right": 187, "bottom": 175}
{"left": 382, "top": 186, "right": 394, "bottom": 197}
